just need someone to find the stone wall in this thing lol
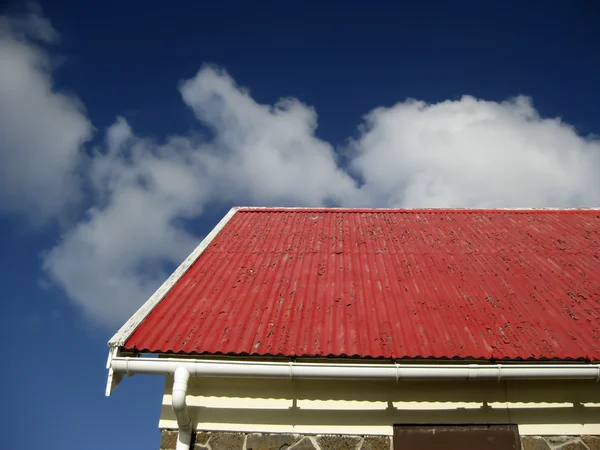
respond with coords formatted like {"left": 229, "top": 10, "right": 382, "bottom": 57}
{"left": 160, "top": 431, "right": 391, "bottom": 450}
{"left": 521, "top": 436, "right": 599, "bottom": 450}
{"left": 160, "top": 431, "right": 600, "bottom": 450}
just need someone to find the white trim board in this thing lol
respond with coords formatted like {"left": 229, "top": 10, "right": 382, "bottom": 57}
{"left": 108, "top": 207, "right": 240, "bottom": 348}
{"left": 236, "top": 206, "right": 600, "bottom": 211}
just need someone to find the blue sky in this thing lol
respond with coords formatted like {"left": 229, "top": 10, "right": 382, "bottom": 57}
{"left": 1, "top": 1, "right": 599, "bottom": 449}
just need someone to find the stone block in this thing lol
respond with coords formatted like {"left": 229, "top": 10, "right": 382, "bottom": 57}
{"left": 193, "top": 432, "right": 211, "bottom": 446}
{"left": 193, "top": 444, "right": 210, "bottom": 450}
{"left": 360, "top": 436, "right": 391, "bottom": 450}
{"left": 289, "top": 437, "right": 319, "bottom": 450}
{"left": 546, "top": 437, "right": 578, "bottom": 446}
{"left": 582, "top": 437, "right": 600, "bottom": 450}
{"left": 521, "top": 436, "right": 551, "bottom": 450}
{"left": 160, "top": 430, "right": 178, "bottom": 449}
{"left": 556, "top": 441, "right": 589, "bottom": 450}
{"left": 246, "top": 433, "right": 301, "bottom": 449}
{"left": 207, "top": 432, "right": 245, "bottom": 449}
{"left": 317, "top": 435, "right": 362, "bottom": 450}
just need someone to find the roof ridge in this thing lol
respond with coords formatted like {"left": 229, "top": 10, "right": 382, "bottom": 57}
{"left": 235, "top": 206, "right": 600, "bottom": 213}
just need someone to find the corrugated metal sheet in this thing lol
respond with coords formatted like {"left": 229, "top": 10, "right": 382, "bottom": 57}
{"left": 124, "top": 209, "right": 600, "bottom": 360}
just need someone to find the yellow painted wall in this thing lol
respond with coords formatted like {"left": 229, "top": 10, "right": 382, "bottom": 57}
{"left": 158, "top": 376, "right": 600, "bottom": 436}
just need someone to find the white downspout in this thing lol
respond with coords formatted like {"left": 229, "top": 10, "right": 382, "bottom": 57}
{"left": 172, "top": 367, "right": 192, "bottom": 450}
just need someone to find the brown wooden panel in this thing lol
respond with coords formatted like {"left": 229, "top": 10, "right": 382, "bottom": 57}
{"left": 393, "top": 425, "right": 520, "bottom": 450}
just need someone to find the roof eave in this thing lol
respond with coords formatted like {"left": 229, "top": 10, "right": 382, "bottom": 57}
{"left": 107, "top": 206, "right": 240, "bottom": 349}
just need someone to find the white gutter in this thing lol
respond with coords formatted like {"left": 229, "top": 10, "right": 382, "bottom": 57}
{"left": 111, "top": 357, "right": 600, "bottom": 381}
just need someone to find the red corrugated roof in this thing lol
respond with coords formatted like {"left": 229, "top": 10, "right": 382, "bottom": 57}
{"left": 124, "top": 208, "right": 600, "bottom": 361}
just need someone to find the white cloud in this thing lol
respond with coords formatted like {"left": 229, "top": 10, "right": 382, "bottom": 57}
{"left": 0, "top": 8, "right": 91, "bottom": 223}
{"left": 2, "top": 10, "right": 599, "bottom": 326}
{"left": 44, "top": 67, "right": 358, "bottom": 325}
{"left": 350, "top": 96, "right": 600, "bottom": 208}
{"left": 44, "top": 120, "right": 214, "bottom": 323}
{"left": 180, "top": 66, "right": 358, "bottom": 206}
